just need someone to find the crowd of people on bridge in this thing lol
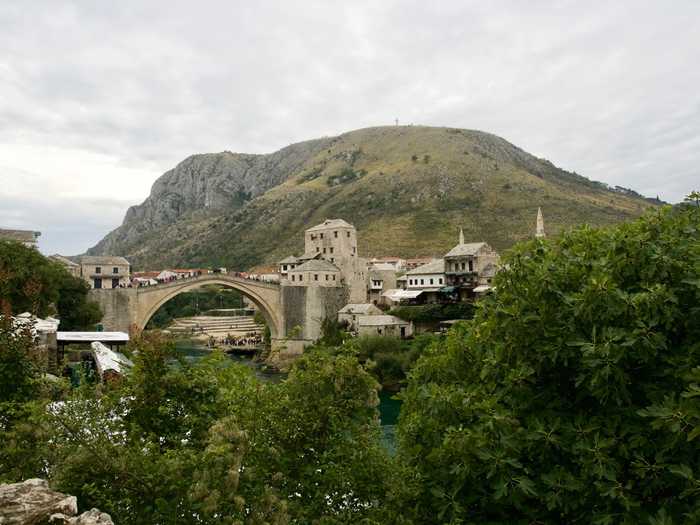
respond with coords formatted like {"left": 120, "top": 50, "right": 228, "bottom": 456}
{"left": 127, "top": 268, "right": 273, "bottom": 288}
{"left": 207, "top": 332, "right": 263, "bottom": 349}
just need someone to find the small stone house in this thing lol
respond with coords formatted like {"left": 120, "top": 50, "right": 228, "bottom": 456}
{"left": 367, "top": 265, "right": 399, "bottom": 305}
{"left": 444, "top": 231, "right": 500, "bottom": 298}
{"left": 79, "top": 256, "right": 131, "bottom": 289}
{"left": 337, "top": 303, "right": 383, "bottom": 330}
{"left": 0, "top": 228, "right": 41, "bottom": 249}
{"left": 357, "top": 314, "right": 413, "bottom": 339}
{"left": 50, "top": 254, "right": 81, "bottom": 278}
{"left": 287, "top": 259, "right": 341, "bottom": 286}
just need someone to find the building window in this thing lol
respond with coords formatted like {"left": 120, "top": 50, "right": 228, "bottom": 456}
{"left": 352, "top": 246, "right": 356, "bottom": 253}
{"left": 325, "top": 274, "right": 329, "bottom": 281}
{"left": 314, "top": 274, "right": 318, "bottom": 281}
{"left": 469, "top": 260, "right": 474, "bottom": 272}
{"left": 430, "top": 278, "right": 434, "bottom": 285}
{"left": 323, "top": 248, "right": 327, "bottom": 254}
{"left": 439, "top": 278, "right": 443, "bottom": 284}
{"left": 347, "top": 231, "right": 351, "bottom": 237}
{"left": 330, "top": 257, "right": 334, "bottom": 263}
{"left": 299, "top": 275, "right": 303, "bottom": 281}
{"left": 320, "top": 233, "right": 324, "bottom": 239}
{"left": 330, "top": 247, "right": 334, "bottom": 254}
{"left": 94, "top": 278, "right": 102, "bottom": 289}
{"left": 95, "top": 266, "right": 102, "bottom": 274}
{"left": 334, "top": 231, "right": 338, "bottom": 238}
{"left": 111, "top": 278, "right": 119, "bottom": 288}
{"left": 420, "top": 279, "right": 424, "bottom": 285}
{"left": 112, "top": 267, "right": 119, "bottom": 274}
{"left": 333, "top": 275, "right": 336, "bottom": 281}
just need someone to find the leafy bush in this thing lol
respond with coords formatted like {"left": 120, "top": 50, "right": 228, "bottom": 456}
{"left": 398, "top": 206, "right": 700, "bottom": 523}
{"left": 390, "top": 302, "right": 475, "bottom": 323}
{"left": 0, "top": 241, "right": 101, "bottom": 329}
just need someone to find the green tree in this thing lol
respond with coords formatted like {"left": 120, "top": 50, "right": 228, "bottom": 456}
{"left": 685, "top": 190, "right": 700, "bottom": 207}
{"left": 0, "top": 241, "right": 101, "bottom": 329}
{"left": 398, "top": 206, "right": 700, "bottom": 524}
{"left": 0, "top": 303, "right": 62, "bottom": 482}
{"left": 43, "top": 334, "right": 392, "bottom": 524}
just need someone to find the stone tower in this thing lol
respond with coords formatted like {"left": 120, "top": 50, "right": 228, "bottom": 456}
{"left": 304, "top": 219, "right": 368, "bottom": 303}
{"left": 535, "top": 207, "right": 546, "bottom": 238}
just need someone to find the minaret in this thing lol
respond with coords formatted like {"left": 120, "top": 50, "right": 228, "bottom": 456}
{"left": 535, "top": 207, "right": 545, "bottom": 238}
{"left": 459, "top": 228, "right": 465, "bottom": 245}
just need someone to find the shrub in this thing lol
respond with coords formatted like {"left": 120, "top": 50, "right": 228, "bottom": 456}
{"left": 398, "top": 207, "right": 700, "bottom": 523}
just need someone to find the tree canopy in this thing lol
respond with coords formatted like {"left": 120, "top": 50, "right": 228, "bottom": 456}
{"left": 0, "top": 241, "right": 101, "bottom": 330}
{"left": 398, "top": 206, "right": 700, "bottom": 524}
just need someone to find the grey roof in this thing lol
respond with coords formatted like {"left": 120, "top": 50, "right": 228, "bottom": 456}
{"left": 0, "top": 229, "right": 40, "bottom": 242}
{"left": 279, "top": 255, "right": 299, "bottom": 264}
{"left": 306, "top": 218, "right": 354, "bottom": 232}
{"left": 338, "top": 303, "right": 382, "bottom": 315}
{"left": 297, "top": 251, "right": 322, "bottom": 261}
{"left": 358, "top": 315, "right": 410, "bottom": 326}
{"left": 406, "top": 258, "right": 445, "bottom": 275}
{"left": 50, "top": 254, "right": 79, "bottom": 267}
{"left": 444, "top": 242, "right": 488, "bottom": 258}
{"left": 80, "top": 255, "right": 130, "bottom": 266}
{"left": 294, "top": 259, "right": 340, "bottom": 272}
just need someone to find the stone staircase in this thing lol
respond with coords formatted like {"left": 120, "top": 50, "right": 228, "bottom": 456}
{"left": 168, "top": 315, "right": 263, "bottom": 337}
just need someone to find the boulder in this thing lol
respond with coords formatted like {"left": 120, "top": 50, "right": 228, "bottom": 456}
{"left": 0, "top": 479, "right": 112, "bottom": 525}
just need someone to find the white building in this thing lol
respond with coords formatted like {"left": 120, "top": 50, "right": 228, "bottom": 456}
{"left": 405, "top": 258, "right": 446, "bottom": 290}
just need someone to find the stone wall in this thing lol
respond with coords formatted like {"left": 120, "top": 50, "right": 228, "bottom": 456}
{"left": 87, "top": 288, "right": 139, "bottom": 332}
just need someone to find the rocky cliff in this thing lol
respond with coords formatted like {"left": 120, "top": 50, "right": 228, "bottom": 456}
{"left": 89, "top": 126, "right": 660, "bottom": 269}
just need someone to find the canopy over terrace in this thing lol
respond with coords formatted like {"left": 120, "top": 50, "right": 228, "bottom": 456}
{"left": 57, "top": 332, "right": 129, "bottom": 355}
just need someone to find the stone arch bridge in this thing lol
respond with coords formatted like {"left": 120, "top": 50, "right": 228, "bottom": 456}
{"left": 88, "top": 273, "right": 348, "bottom": 355}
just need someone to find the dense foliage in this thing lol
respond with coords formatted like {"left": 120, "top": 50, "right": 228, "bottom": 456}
{"left": 1, "top": 330, "right": 393, "bottom": 524}
{"left": 389, "top": 302, "right": 475, "bottom": 324}
{"left": 398, "top": 206, "right": 700, "bottom": 524}
{"left": 0, "top": 241, "right": 101, "bottom": 330}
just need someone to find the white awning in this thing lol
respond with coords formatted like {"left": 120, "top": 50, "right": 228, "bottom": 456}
{"left": 473, "top": 285, "right": 492, "bottom": 293}
{"left": 57, "top": 332, "right": 130, "bottom": 343}
{"left": 91, "top": 342, "right": 133, "bottom": 376}
{"left": 382, "top": 289, "right": 424, "bottom": 301}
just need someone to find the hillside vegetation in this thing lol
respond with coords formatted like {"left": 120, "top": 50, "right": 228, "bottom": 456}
{"left": 89, "top": 126, "right": 659, "bottom": 269}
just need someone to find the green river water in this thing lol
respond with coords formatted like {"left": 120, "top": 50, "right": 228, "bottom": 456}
{"left": 174, "top": 340, "right": 402, "bottom": 451}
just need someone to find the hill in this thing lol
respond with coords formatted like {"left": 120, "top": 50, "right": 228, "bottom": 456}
{"left": 88, "top": 126, "right": 660, "bottom": 269}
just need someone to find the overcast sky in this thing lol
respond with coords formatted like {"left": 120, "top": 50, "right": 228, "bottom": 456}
{"left": 1, "top": 1, "right": 698, "bottom": 255}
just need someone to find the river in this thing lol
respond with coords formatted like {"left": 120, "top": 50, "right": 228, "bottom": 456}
{"left": 174, "top": 340, "right": 402, "bottom": 451}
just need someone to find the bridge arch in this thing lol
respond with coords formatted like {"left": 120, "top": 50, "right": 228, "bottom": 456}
{"left": 136, "top": 276, "right": 284, "bottom": 339}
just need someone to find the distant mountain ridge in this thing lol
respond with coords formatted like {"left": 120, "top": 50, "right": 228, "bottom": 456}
{"left": 88, "top": 126, "right": 660, "bottom": 270}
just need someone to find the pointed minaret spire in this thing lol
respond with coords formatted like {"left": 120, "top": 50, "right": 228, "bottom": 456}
{"left": 459, "top": 228, "right": 465, "bottom": 245}
{"left": 536, "top": 207, "right": 545, "bottom": 238}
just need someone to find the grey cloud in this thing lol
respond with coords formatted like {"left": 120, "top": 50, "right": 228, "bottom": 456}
{"left": 1, "top": 0, "right": 699, "bottom": 254}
